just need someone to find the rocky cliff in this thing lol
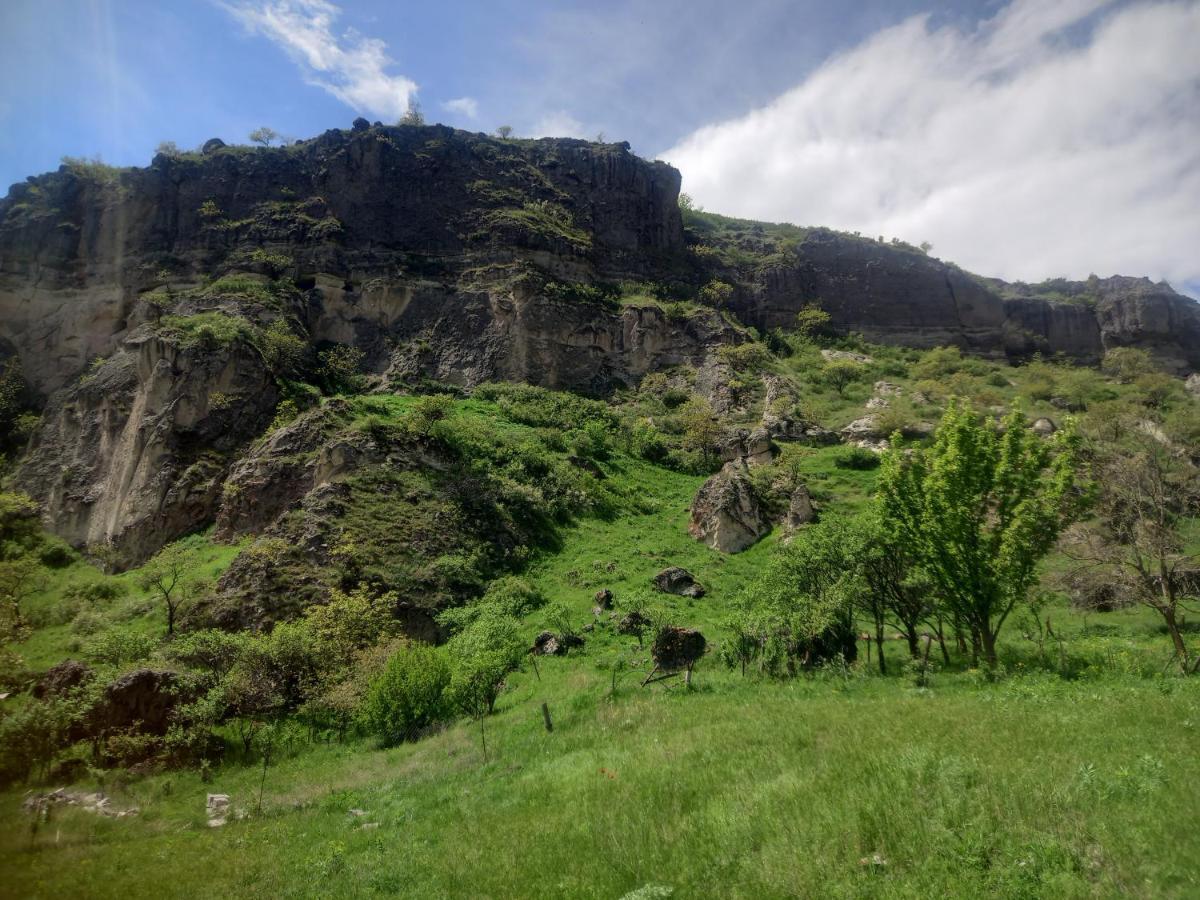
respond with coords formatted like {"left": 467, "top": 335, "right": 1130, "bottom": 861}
{"left": 3, "top": 121, "right": 1198, "bottom": 569}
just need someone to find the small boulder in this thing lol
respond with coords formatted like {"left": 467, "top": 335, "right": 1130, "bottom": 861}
{"left": 351, "top": 117, "right": 370, "bottom": 131}
{"left": 593, "top": 588, "right": 613, "bottom": 609}
{"left": 207, "top": 793, "right": 230, "bottom": 828}
{"left": 200, "top": 138, "right": 226, "bottom": 155}
{"left": 532, "top": 631, "right": 561, "bottom": 656}
{"left": 689, "top": 462, "right": 770, "bottom": 553}
{"left": 1187, "top": 373, "right": 1200, "bottom": 396}
{"left": 1031, "top": 417, "right": 1057, "bottom": 436}
{"left": 653, "top": 567, "right": 705, "bottom": 598}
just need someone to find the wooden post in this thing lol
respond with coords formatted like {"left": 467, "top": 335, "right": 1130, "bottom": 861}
{"left": 529, "top": 651, "right": 541, "bottom": 681}
{"left": 541, "top": 702, "right": 553, "bottom": 733}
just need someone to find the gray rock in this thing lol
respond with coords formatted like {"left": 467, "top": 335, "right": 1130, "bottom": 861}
{"left": 785, "top": 485, "right": 816, "bottom": 528}
{"left": 688, "top": 462, "right": 769, "bottom": 553}
{"left": 1032, "top": 417, "right": 1057, "bottom": 436}
{"left": 652, "top": 567, "right": 705, "bottom": 598}
{"left": 200, "top": 138, "right": 226, "bottom": 154}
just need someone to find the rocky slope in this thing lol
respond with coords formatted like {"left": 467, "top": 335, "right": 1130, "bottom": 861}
{"left": 2, "top": 120, "right": 1198, "bottom": 571}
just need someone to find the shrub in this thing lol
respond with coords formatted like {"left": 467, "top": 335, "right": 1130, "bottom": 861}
{"left": 317, "top": 344, "right": 366, "bottom": 394}
{"left": 1101, "top": 346, "right": 1155, "bottom": 383}
{"left": 82, "top": 629, "right": 157, "bottom": 667}
{"left": 834, "top": 447, "right": 881, "bottom": 470}
{"left": 360, "top": 643, "right": 451, "bottom": 745}
{"left": 160, "top": 312, "right": 252, "bottom": 350}
{"left": 912, "top": 345, "right": 966, "bottom": 380}
{"left": 258, "top": 320, "right": 306, "bottom": 376}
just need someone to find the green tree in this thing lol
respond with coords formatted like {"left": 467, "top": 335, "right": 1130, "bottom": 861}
{"left": 138, "top": 542, "right": 202, "bottom": 637}
{"left": 698, "top": 280, "right": 734, "bottom": 309}
{"left": 399, "top": 102, "right": 425, "bottom": 126}
{"left": 818, "top": 359, "right": 864, "bottom": 396}
{"left": 446, "top": 608, "right": 525, "bottom": 758}
{"left": 677, "top": 398, "right": 723, "bottom": 469}
{"left": 361, "top": 642, "right": 450, "bottom": 745}
{"left": 316, "top": 344, "right": 366, "bottom": 394}
{"left": 793, "top": 305, "right": 831, "bottom": 341}
{"left": 725, "top": 520, "right": 862, "bottom": 676}
{"left": 248, "top": 126, "right": 279, "bottom": 147}
{"left": 1064, "top": 431, "right": 1200, "bottom": 673}
{"left": 846, "top": 513, "right": 932, "bottom": 672}
{"left": 1101, "top": 346, "right": 1155, "bottom": 383}
{"left": 495, "top": 125, "right": 514, "bottom": 139}
{"left": 877, "top": 402, "right": 1086, "bottom": 667}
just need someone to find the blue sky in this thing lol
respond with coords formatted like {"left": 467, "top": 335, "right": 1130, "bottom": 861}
{"left": 1, "top": 0, "right": 1197, "bottom": 295}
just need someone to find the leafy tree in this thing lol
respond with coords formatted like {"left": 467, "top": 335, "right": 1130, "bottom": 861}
{"left": 819, "top": 359, "right": 865, "bottom": 396}
{"left": 316, "top": 344, "right": 366, "bottom": 394}
{"left": 303, "top": 586, "right": 400, "bottom": 673}
{"left": 725, "top": 520, "right": 861, "bottom": 676}
{"left": 399, "top": 102, "right": 425, "bottom": 126}
{"left": 446, "top": 608, "right": 525, "bottom": 757}
{"left": 1064, "top": 432, "right": 1200, "bottom": 673}
{"left": 698, "top": 280, "right": 734, "bottom": 309}
{"left": 257, "top": 319, "right": 307, "bottom": 377}
{"left": 853, "top": 513, "right": 931, "bottom": 671}
{"left": 138, "top": 543, "right": 200, "bottom": 637}
{"left": 677, "top": 398, "right": 722, "bottom": 469}
{"left": 248, "top": 126, "right": 279, "bottom": 147}
{"left": 0, "top": 555, "right": 43, "bottom": 626}
{"left": 1101, "top": 346, "right": 1155, "bottom": 383}
{"left": 0, "top": 360, "right": 29, "bottom": 449}
{"left": 877, "top": 403, "right": 1086, "bottom": 667}
{"left": 793, "top": 304, "right": 831, "bottom": 341}
{"left": 494, "top": 125, "right": 514, "bottom": 139}
{"left": 361, "top": 642, "right": 450, "bottom": 745}
{"left": 155, "top": 141, "right": 183, "bottom": 158}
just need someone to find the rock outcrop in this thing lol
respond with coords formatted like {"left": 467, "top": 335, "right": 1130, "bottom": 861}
{"left": 739, "top": 230, "right": 1200, "bottom": 372}
{"left": 13, "top": 328, "right": 277, "bottom": 567}
{"left": 653, "top": 567, "right": 705, "bottom": 598}
{"left": 688, "top": 461, "right": 770, "bottom": 553}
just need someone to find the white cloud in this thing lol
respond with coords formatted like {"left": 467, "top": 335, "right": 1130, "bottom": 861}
{"left": 662, "top": 0, "right": 1200, "bottom": 292}
{"left": 443, "top": 96, "right": 478, "bottom": 119}
{"left": 223, "top": 0, "right": 417, "bottom": 120}
{"left": 530, "top": 111, "right": 586, "bottom": 139}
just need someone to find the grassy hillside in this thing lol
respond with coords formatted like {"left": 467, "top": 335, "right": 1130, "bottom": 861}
{"left": 3, "top": 334, "right": 1199, "bottom": 898}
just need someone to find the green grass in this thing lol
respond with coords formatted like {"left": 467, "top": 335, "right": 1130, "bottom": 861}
{"left": 2, "top": 660, "right": 1196, "bottom": 898}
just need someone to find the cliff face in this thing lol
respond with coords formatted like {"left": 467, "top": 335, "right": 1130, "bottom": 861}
{"left": 3, "top": 122, "right": 1198, "bottom": 570}
{"left": 735, "top": 230, "right": 1200, "bottom": 370}
{"left": 12, "top": 329, "right": 277, "bottom": 567}
{"left": 0, "top": 125, "right": 685, "bottom": 396}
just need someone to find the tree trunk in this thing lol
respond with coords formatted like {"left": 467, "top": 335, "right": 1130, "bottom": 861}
{"left": 981, "top": 629, "right": 998, "bottom": 669}
{"left": 905, "top": 629, "right": 919, "bottom": 658}
{"left": 1162, "top": 608, "right": 1191, "bottom": 674}
{"left": 874, "top": 622, "right": 886, "bottom": 675}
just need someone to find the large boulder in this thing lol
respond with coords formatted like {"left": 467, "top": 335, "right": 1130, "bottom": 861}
{"left": 32, "top": 659, "right": 93, "bottom": 699}
{"left": 650, "top": 627, "right": 707, "bottom": 671}
{"left": 689, "top": 461, "right": 770, "bottom": 553}
{"left": 785, "top": 485, "right": 816, "bottom": 528}
{"left": 653, "top": 567, "right": 705, "bottom": 598}
{"left": 91, "top": 669, "right": 185, "bottom": 737}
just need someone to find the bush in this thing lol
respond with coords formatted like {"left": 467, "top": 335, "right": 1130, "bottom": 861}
{"left": 82, "top": 630, "right": 157, "bottom": 667}
{"left": 834, "top": 447, "right": 881, "bottom": 470}
{"left": 360, "top": 643, "right": 451, "bottom": 745}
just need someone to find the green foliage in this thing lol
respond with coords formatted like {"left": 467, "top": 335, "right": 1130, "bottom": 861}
{"left": 698, "top": 280, "right": 734, "bottom": 309}
{"left": 249, "top": 126, "right": 279, "bottom": 147}
{"left": 725, "top": 520, "right": 861, "bottom": 676}
{"left": 159, "top": 312, "right": 253, "bottom": 350}
{"left": 818, "top": 359, "right": 866, "bottom": 396}
{"left": 0, "top": 492, "right": 40, "bottom": 560}
{"left": 0, "top": 359, "right": 29, "bottom": 448}
{"left": 81, "top": 629, "right": 157, "bottom": 667}
{"left": 445, "top": 607, "right": 526, "bottom": 719}
{"left": 317, "top": 344, "right": 366, "bottom": 394}
{"left": 793, "top": 304, "right": 831, "bottom": 340}
{"left": 404, "top": 394, "right": 454, "bottom": 437}
{"left": 1101, "top": 346, "right": 1155, "bottom": 383}
{"left": 257, "top": 319, "right": 307, "bottom": 376}
{"left": 474, "top": 382, "right": 615, "bottom": 430}
{"left": 877, "top": 403, "right": 1087, "bottom": 665}
{"left": 361, "top": 643, "right": 451, "bottom": 745}
{"left": 912, "top": 345, "right": 969, "bottom": 380}
{"left": 834, "top": 447, "right": 881, "bottom": 470}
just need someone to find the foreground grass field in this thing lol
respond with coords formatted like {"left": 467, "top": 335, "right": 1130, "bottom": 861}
{"left": 3, "top": 663, "right": 1197, "bottom": 899}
